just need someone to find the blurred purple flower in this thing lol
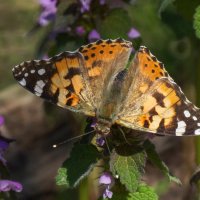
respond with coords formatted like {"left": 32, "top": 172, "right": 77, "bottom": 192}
{"left": 99, "top": 0, "right": 106, "bottom": 5}
{"left": 0, "top": 116, "right": 9, "bottom": 165}
{"left": 0, "top": 138, "right": 9, "bottom": 165}
{"left": 39, "top": 0, "right": 57, "bottom": 8}
{"left": 0, "top": 139, "right": 9, "bottom": 151}
{"left": 127, "top": 27, "right": 140, "bottom": 39}
{"left": 42, "top": 54, "right": 49, "bottom": 60}
{"left": 75, "top": 26, "right": 86, "bottom": 36}
{"left": 80, "top": 0, "right": 92, "bottom": 13}
{"left": 38, "top": 0, "right": 57, "bottom": 26}
{"left": 103, "top": 188, "right": 113, "bottom": 199}
{"left": 88, "top": 29, "right": 101, "bottom": 42}
{"left": 0, "top": 180, "right": 23, "bottom": 192}
{"left": 0, "top": 116, "right": 4, "bottom": 126}
{"left": 0, "top": 116, "right": 23, "bottom": 193}
{"left": 96, "top": 137, "right": 105, "bottom": 146}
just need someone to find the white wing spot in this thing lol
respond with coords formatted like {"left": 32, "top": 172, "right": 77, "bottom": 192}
{"left": 184, "top": 110, "right": 191, "bottom": 118}
{"left": 24, "top": 73, "right": 28, "bottom": 77}
{"left": 175, "top": 128, "right": 185, "bottom": 136}
{"left": 193, "top": 116, "right": 197, "bottom": 121}
{"left": 36, "top": 80, "right": 45, "bottom": 88}
{"left": 177, "top": 120, "right": 186, "bottom": 127}
{"left": 38, "top": 69, "right": 46, "bottom": 75}
{"left": 35, "top": 92, "right": 41, "bottom": 97}
{"left": 31, "top": 70, "right": 35, "bottom": 74}
{"left": 175, "top": 120, "right": 186, "bottom": 136}
{"left": 34, "top": 85, "right": 43, "bottom": 94}
{"left": 198, "top": 123, "right": 200, "bottom": 127}
{"left": 34, "top": 80, "right": 46, "bottom": 96}
{"left": 19, "top": 78, "right": 26, "bottom": 86}
{"left": 195, "top": 129, "right": 200, "bottom": 135}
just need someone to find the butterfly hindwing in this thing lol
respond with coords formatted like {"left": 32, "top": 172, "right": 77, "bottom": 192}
{"left": 116, "top": 46, "right": 200, "bottom": 136}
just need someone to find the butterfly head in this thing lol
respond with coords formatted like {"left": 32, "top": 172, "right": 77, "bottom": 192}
{"left": 94, "top": 119, "right": 112, "bottom": 136}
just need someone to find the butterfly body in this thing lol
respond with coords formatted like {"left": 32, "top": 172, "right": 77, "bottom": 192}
{"left": 12, "top": 38, "right": 200, "bottom": 136}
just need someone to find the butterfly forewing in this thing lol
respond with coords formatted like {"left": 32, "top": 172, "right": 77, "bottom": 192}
{"left": 12, "top": 38, "right": 132, "bottom": 118}
{"left": 78, "top": 38, "right": 132, "bottom": 109}
{"left": 12, "top": 51, "right": 95, "bottom": 116}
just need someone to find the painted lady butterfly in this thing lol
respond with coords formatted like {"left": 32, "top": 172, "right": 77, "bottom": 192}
{"left": 12, "top": 38, "right": 200, "bottom": 136}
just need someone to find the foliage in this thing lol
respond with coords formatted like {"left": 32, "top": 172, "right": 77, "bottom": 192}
{"left": 127, "top": 184, "right": 158, "bottom": 200}
{"left": 56, "top": 143, "right": 100, "bottom": 187}
{"left": 194, "top": 5, "right": 200, "bottom": 39}
{"left": 110, "top": 148, "right": 146, "bottom": 192}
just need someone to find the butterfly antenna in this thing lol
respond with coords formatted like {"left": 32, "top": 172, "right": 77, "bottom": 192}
{"left": 118, "top": 127, "right": 131, "bottom": 145}
{"left": 52, "top": 129, "right": 95, "bottom": 148}
{"left": 104, "top": 136, "right": 111, "bottom": 156}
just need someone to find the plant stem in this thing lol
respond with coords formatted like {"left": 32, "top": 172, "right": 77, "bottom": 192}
{"left": 79, "top": 178, "right": 88, "bottom": 200}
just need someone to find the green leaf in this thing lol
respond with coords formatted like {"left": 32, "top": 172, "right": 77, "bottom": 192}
{"left": 110, "top": 148, "right": 146, "bottom": 192}
{"left": 127, "top": 184, "right": 158, "bottom": 200}
{"left": 159, "top": 0, "right": 176, "bottom": 15}
{"left": 56, "top": 168, "right": 69, "bottom": 186}
{"left": 144, "top": 140, "right": 181, "bottom": 185}
{"left": 62, "top": 143, "right": 100, "bottom": 187}
{"left": 194, "top": 5, "right": 200, "bottom": 39}
{"left": 99, "top": 8, "right": 132, "bottom": 39}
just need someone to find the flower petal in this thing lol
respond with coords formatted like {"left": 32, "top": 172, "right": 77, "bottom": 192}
{"left": 0, "top": 180, "right": 23, "bottom": 192}
{"left": 88, "top": 29, "right": 101, "bottom": 42}
{"left": 127, "top": 27, "right": 140, "bottom": 39}
{"left": 99, "top": 172, "right": 112, "bottom": 185}
{"left": 75, "top": 26, "right": 86, "bottom": 36}
{"left": 0, "top": 180, "right": 10, "bottom": 192}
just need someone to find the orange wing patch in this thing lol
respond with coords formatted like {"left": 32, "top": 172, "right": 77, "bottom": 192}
{"left": 137, "top": 46, "right": 169, "bottom": 82}
{"left": 78, "top": 38, "right": 132, "bottom": 78}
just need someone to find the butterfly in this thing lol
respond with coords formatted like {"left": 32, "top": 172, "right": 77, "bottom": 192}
{"left": 12, "top": 38, "right": 200, "bottom": 136}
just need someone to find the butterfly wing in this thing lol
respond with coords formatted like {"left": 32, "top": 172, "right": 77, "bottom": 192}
{"left": 78, "top": 38, "right": 132, "bottom": 109}
{"left": 116, "top": 46, "right": 200, "bottom": 136}
{"left": 12, "top": 39, "right": 132, "bottom": 117}
{"left": 12, "top": 51, "right": 95, "bottom": 116}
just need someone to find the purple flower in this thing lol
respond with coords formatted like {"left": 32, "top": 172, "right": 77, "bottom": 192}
{"left": 0, "top": 180, "right": 23, "bottom": 192}
{"left": 99, "top": 172, "right": 113, "bottom": 199}
{"left": 0, "top": 138, "right": 9, "bottom": 165}
{"left": 75, "top": 26, "right": 86, "bottom": 36}
{"left": 39, "top": 0, "right": 57, "bottom": 8}
{"left": 88, "top": 29, "right": 101, "bottom": 42}
{"left": 127, "top": 27, "right": 140, "bottom": 39}
{"left": 0, "top": 116, "right": 4, "bottom": 126}
{"left": 0, "top": 139, "right": 9, "bottom": 151}
{"left": 99, "top": 0, "right": 106, "bottom": 5}
{"left": 103, "top": 188, "right": 113, "bottom": 199}
{"left": 99, "top": 172, "right": 112, "bottom": 185}
{"left": 38, "top": 0, "right": 57, "bottom": 26}
{"left": 96, "top": 137, "right": 105, "bottom": 146}
{"left": 80, "top": 0, "right": 92, "bottom": 13}
{"left": 42, "top": 54, "right": 49, "bottom": 60}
